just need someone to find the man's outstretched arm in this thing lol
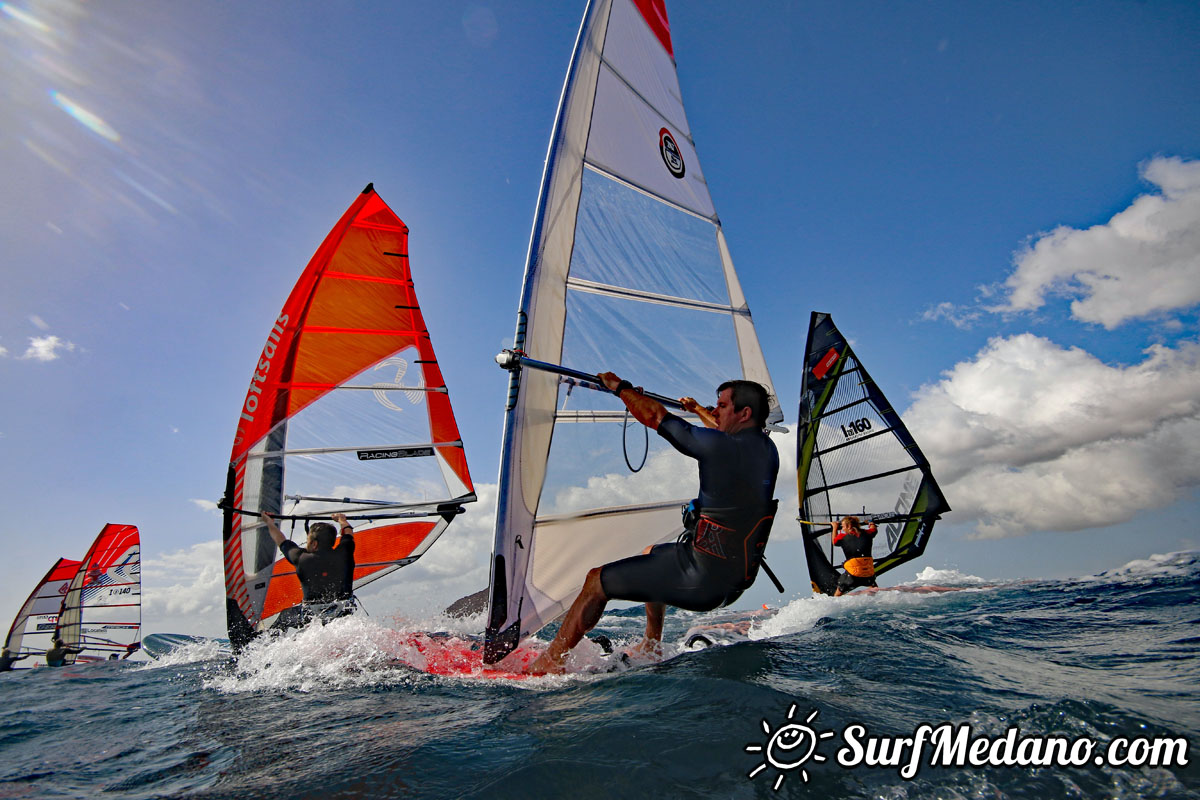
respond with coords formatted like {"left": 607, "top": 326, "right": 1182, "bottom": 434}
{"left": 679, "top": 396, "right": 717, "bottom": 429}
{"left": 598, "top": 371, "right": 668, "bottom": 430}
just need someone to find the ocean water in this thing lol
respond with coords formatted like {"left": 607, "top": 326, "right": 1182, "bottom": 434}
{"left": 2, "top": 551, "right": 1197, "bottom": 799}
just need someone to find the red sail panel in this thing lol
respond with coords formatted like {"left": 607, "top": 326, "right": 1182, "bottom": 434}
{"left": 259, "top": 521, "right": 439, "bottom": 620}
{"left": 632, "top": 0, "right": 672, "bottom": 57}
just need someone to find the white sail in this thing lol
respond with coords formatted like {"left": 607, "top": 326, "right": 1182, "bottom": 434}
{"left": 484, "top": 0, "right": 780, "bottom": 662}
{"left": 3, "top": 558, "right": 80, "bottom": 667}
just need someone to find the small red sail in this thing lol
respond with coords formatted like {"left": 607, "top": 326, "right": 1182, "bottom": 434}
{"left": 223, "top": 184, "right": 476, "bottom": 641}
{"left": 4, "top": 558, "right": 81, "bottom": 667}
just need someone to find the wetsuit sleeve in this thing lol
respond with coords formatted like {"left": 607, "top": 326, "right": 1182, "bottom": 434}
{"left": 279, "top": 540, "right": 303, "bottom": 565}
{"left": 338, "top": 533, "right": 355, "bottom": 557}
{"left": 657, "top": 412, "right": 725, "bottom": 461}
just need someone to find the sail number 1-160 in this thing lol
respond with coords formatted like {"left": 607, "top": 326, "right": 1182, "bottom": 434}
{"left": 841, "top": 418, "right": 872, "bottom": 438}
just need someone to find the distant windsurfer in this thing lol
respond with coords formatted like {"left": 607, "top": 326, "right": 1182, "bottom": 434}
{"left": 832, "top": 516, "right": 877, "bottom": 595}
{"left": 263, "top": 511, "right": 357, "bottom": 624}
{"left": 526, "top": 375, "right": 779, "bottom": 674}
{"left": 0, "top": 647, "right": 28, "bottom": 671}
{"left": 44, "top": 636, "right": 83, "bottom": 667}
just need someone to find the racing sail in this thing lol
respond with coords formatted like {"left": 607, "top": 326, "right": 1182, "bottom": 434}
{"left": 222, "top": 184, "right": 476, "bottom": 646}
{"left": 797, "top": 312, "right": 950, "bottom": 594}
{"left": 57, "top": 524, "right": 141, "bottom": 664}
{"left": 484, "top": 0, "right": 781, "bottom": 662}
{"left": 3, "top": 558, "right": 80, "bottom": 668}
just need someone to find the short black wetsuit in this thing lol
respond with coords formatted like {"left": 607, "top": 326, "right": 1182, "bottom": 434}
{"left": 834, "top": 525, "right": 877, "bottom": 593}
{"left": 600, "top": 412, "right": 779, "bottom": 611}
{"left": 280, "top": 534, "right": 355, "bottom": 603}
{"left": 0, "top": 653, "right": 27, "bottom": 671}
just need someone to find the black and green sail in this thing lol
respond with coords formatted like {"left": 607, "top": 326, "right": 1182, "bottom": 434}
{"left": 797, "top": 312, "right": 950, "bottom": 595}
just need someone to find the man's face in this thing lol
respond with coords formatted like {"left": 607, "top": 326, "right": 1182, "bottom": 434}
{"left": 306, "top": 533, "right": 319, "bottom": 552}
{"left": 713, "top": 388, "right": 749, "bottom": 433}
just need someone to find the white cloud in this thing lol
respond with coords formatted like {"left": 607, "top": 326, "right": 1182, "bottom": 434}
{"left": 29, "top": 315, "right": 49, "bottom": 331}
{"left": 20, "top": 335, "right": 76, "bottom": 361}
{"left": 992, "top": 156, "right": 1200, "bottom": 328}
{"left": 922, "top": 301, "right": 982, "bottom": 330}
{"left": 190, "top": 498, "right": 220, "bottom": 514}
{"left": 907, "top": 334, "right": 1200, "bottom": 538}
{"left": 0, "top": 344, "right": 7, "bottom": 358}
{"left": 141, "top": 540, "right": 227, "bottom": 637}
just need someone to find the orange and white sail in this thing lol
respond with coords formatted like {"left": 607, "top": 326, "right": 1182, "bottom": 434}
{"left": 484, "top": 0, "right": 780, "bottom": 662}
{"left": 222, "top": 184, "right": 476, "bottom": 643}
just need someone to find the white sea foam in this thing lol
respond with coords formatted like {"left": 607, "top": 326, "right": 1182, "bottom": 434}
{"left": 901, "top": 566, "right": 990, "bottom": 586}
{"left": 751, "top": 588, "right": 956, "bottom": 641}
{"left": 138, "top": 637, "right": 229, "bottom": 668}
{"left": 1085, "top": 549, "right": 1200, "bottom": 583}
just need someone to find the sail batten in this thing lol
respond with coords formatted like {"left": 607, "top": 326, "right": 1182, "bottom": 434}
{"left": 581, "top": 162, "right": 714, "bottom": 222}
{"left": 484, "top": 0, "right": 780, "bottom": 663}
{"left": 566, "top": 277, "right": 751, "bottom": 314}
{"left": 223, "top": 185, "right": 475, "bottom": 641}
{"left": 241, "top": 441, "right": 464, "bottom": 459}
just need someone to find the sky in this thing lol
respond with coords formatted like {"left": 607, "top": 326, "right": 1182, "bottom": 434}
{"left": 1, "top": 1, "right": 1198, "bottom": 639}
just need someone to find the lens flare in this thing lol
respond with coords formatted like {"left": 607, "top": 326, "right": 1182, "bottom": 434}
{"left": 50, "top": 91, "right": 120, "bottom": 142}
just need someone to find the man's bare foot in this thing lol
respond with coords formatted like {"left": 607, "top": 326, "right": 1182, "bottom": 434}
{"left": 622, "top": 638, "right": 662, "bottom": 659}
{"left": 525, "top": 651, "right": 567, "bottom": 675}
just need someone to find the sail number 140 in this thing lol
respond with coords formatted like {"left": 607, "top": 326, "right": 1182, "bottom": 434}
{"left": 840, "top": 418, "right": 872, "bottom": 439}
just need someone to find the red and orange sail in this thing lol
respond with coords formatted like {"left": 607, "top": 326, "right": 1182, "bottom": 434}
{"left": 223, "top": 184, "right": 475, "bottom": 639}
{"left": 58, "top": 523, "right": 141, "bottom": 664}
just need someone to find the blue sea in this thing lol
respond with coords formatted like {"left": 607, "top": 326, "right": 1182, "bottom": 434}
{"left": 2, "top": 551, "right": 1197, "bottom": 799}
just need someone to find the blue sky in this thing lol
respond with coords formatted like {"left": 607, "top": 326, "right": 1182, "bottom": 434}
{"left": 2, "top": 1, "right": 1198, "bottom": 637}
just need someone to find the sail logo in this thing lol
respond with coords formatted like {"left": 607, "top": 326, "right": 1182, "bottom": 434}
{"left": 659, "top": 128, "right": 685, "bottom": 178}
{"left": 239, "top": 312, "right": 290, "bottom": 428}
{"left": 371, "top": 357, "right": 425, "bottom": 411}
{"left": 357, "top": 447, "right": 434, "bottom": 461}
{"left": 887, "top": 473, "right": 921, "bottom": 549}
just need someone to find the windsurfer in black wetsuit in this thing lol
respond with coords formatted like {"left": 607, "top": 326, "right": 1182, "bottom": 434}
{"left": 527, "top": 376, "right": 779, "bottom": 674}
{"left": 0, "top": 647, "right": 28, "bottom": 671}
{"left": 263, "top": 511, "right": 357, "bottom": 625}
{"left": 833, "top": 515, "right": 878, "bottom": 595}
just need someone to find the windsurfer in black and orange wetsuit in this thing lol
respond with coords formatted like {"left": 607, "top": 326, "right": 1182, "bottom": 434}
{"left": 526, "top": 376, "right": 779, "bottom": 675}
{"left": 833, "top": 515, "right": 878, "bottom": 595}
{"left": 263, "top": 511, "right": 357, "bottom": 625}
